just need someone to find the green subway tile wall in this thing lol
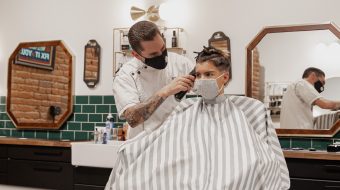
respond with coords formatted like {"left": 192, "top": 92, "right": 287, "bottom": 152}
{"left": 0, "top": 96, "right": 124, "bottom": 141}
{"left": 1, "top": 95, "right": 340, "bottom": 148}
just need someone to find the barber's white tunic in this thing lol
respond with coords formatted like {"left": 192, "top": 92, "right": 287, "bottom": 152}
{"left": 280, "top": 79, "right": 321, "bottom": 129}
{"left": 113, "top": 52, "right": 194, "bottom": 138}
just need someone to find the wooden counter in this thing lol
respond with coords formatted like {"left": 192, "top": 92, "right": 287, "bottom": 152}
{"left": 283, "top": 150, "right": 340, "bottom": 161}
{"left": 0, "top": 137, "right": 74, "bottom": 147}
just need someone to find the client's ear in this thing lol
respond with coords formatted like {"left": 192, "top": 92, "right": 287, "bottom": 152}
{"left": 223, "top": 72, "right": 230, "bottom": 85}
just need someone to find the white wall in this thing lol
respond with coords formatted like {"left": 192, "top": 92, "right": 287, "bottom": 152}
{"left": 1, "top": 0, "right": 340, "bottom": 96}
{"left": 257, "top": 30, "right": 340, "bottom": 83}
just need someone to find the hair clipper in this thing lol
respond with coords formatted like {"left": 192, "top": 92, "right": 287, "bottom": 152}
{"left": 174, "top": 68, "right": 196, "bottom": 101}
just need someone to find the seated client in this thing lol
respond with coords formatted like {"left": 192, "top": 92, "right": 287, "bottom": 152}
{"left": 105, "top": 46, "right": 290, "bottom": 190}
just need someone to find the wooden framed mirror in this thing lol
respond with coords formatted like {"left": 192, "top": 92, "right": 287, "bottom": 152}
{"left": 7, "top": 40, "right": 74, "bottom": 130}
{"left": 246, "top": 22, "right": 340, "bottom": 137}
{"left": 84, "top": 40, "right": 100, "bottom": 88}
{"left": 209, "top": 31, "right": 232, "bottom": 79}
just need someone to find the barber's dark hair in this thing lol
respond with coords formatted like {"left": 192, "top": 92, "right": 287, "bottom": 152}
{"left": 195, "top": 46, "right": 232, "bottom": 79}
{"left": 302, "top": 67, "right": 325, "bottom": 78}
{"left": 128, "top": 21, "right": 161, "bottom": 53}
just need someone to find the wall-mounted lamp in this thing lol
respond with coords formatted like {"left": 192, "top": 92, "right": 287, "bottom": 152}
{"left": 130, "top": 5, "right": 160, "bottom": 22}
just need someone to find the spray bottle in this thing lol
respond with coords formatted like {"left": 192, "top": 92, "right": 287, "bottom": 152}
{"left": 105, "top": 113, "right": 114, "bottom": 141}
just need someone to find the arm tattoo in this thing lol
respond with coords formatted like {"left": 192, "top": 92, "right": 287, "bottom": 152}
{"left": 124, "top": 94, "right": 165, "bottom": 128}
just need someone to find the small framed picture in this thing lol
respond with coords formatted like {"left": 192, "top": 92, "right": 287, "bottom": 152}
{"left": 14, "top": 46, "right": 56, "bottom": 70}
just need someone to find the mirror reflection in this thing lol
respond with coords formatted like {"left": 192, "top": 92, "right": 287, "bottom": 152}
{"left": 313, "top": 77, "right": 340, "bottom": 129}
{"left": 252, "top": 30, "right": 340, "bottom": 130}
{"left": 84, "top": 40, "right": 100, "bottom": 88}
{"left": 7, "top": 40, "right": 74, "bottom": 130}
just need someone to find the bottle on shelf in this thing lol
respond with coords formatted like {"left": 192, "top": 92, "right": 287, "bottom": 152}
{"left": 161, "top": 33, "right": 166, "bottom": 46}
{"left": 93, "top": 128, "right": 99, "bottom": 144}
{"left": 172, "top": 30, "right": 177, "bottom": 48}
{"left": 121, "top": 31, "right": 130, "bottom": 50}
{"left": 105, "top": 113, "right": 115, "bottom": 141}
{"left": 98, "top": 129, "right": 103, "bottom": 144}
{"left": 102, "top": 132, "right": 107, "bottom": 144}
{"left": 122, "top": 122, "right": 130, "bottom": 140}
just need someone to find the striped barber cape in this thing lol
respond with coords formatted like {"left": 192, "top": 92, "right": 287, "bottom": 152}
{"left": 105, "top": 95, "right": 290, "bottom": 190}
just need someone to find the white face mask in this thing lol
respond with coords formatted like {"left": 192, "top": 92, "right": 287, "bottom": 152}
{"left": 193, "top": 74, "right": 224, "bottom": 100}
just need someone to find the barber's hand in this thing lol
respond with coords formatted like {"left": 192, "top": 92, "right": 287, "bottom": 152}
{"left": 157, "top": 75, "right": 195, "bottom": 98}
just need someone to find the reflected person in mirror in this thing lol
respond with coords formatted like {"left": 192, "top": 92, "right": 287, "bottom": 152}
{"left": 112, "top": 21, "right": 195, "bottom": 139}
{"left": 280, "top": 67, "right": 340, "bottom": 129}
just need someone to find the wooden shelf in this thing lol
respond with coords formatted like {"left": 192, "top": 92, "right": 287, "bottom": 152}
{"left": 113, "top": 26, "right": 186, "bottom": 75}
{"left": 0, "top": 137, "right": 77, "bottom": 147}
{"left": 115, "top": 47, "right": 185, "bottom": 57}
{"left": 268, "top": 107, "right": 281, "bottom": 110}
{"left": 284, "top": 150, "right": 340, "bottom": 160}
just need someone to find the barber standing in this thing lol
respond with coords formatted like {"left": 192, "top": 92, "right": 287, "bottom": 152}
{"left": 280, "top": 67, "right": 340, "bottom": 129}
{"left": 113, "top": 21, "right": 195, "bottom": 138}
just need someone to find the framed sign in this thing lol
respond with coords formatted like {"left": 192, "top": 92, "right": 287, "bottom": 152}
{"left": 15, "top": 46, "right": 56, "bottom": 70}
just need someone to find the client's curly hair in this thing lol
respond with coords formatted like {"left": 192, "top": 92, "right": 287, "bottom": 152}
{"left": 195, "top": 46, "right": 232, "bottom": 79}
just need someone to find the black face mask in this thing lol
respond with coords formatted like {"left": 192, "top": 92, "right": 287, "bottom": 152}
{"left": 143, "top": 50, "right": 168, "bottom": 70}
{"left": 314, "top": 80, "right": 324, "bottom": 93}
